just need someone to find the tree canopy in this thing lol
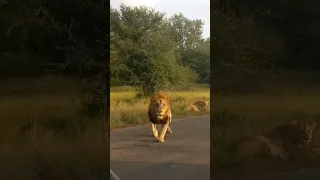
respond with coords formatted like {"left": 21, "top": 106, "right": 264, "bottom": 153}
{"left": 110, "top": 4, "right": 210, "bottom": 96}
{"left": 213, "top": 0, "right": 320, "bottom": 79}
{"left": 0, "top": 0, "right": 108, "bottom": 80}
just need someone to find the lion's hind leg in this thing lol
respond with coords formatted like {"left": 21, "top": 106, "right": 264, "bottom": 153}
{"left": 236, "top": 136, "right": 272, "bottom": 160}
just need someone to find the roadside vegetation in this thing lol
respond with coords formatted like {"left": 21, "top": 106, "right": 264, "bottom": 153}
{"left": 110, "top": 85, "right": 210, "bottom": 130}
{"left": 212, "top": 0, "right": 320, "bottom": 179}
{"left": 0, "top": 76, "right": 108, "bottom": 179}
{"left": 0, "top": 1, "right": 108, "bottom": 179}
{"left": 110, "top": 4, "right": 210, "bottom": 128}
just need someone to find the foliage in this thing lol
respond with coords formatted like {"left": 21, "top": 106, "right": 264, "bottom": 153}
{"left": 188, "top": 38, "right": 210, "bottom": 83}
{"left": 0, "top": 0, "right": 108, "bottom": 77}
{"left": 0, "top": 0, "right": 109, "bottom": 121}
{"left": 212, "top": 10, "right": 287, "bottom": 79}
{"left": 110, "top": 4, "right": 209, "bottom": 96}
{"left": 213, "top": 0, "right": 320, "bottom": 72}
{"left": 110, "top": 85, "right": 210, "bottom": 129}
{"left": 167, "top": 13, "right": 205, "bottom": 66}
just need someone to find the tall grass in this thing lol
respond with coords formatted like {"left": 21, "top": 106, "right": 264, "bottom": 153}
{"left": 212, "top": 73, "right": 320, "bottom": 179}
{"left": 110, "top": 85, "right": 210, "bottom": 130}
{"left": 0, "top": 76, "right": 209, "bottom": 179}
{"left": 0, "top": 76, "right": 108, "bottom": 180}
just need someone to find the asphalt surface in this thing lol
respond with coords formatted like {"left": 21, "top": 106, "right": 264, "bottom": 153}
{"left": 110, "top": 115, "right": 210, "bottom": 180}
{"left": 256, "top": 168, "right": 320, "bottom": 180}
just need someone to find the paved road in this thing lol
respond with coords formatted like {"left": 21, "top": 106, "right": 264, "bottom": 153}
{"left": 256, "top": 168, "right": 320, "bottom": 180}
{"left": 110, "top": 115, "right": 210, "bottom": 180}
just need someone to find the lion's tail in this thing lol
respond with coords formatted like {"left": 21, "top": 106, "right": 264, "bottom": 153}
{"left": 189, "top": 104, "right": 200, "bottom": 112}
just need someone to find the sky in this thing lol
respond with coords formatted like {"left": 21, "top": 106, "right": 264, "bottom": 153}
{"left": 110, "top": 0, "right": 210, "bottom": 38}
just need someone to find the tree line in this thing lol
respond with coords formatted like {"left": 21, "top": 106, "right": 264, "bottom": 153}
{"left": 110, "top": 4, "right": 210, "bottom": 96}
{"left": 213, "top": 0, "right": 320, "bottom": 79}
{"left": 0, "top": 0, "right": 108, "bottom": 80}
{"left": 0, "top": 1, "right": 210, "bottom": 97}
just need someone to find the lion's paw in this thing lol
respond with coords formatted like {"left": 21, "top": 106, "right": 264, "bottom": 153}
{"left": 152, "top": 131, "right": 158, "bottom": 138}
{"left": 157, "top": 138, "right": 164, "bottom": 143}
{"left": 155, "top": 136, "right": 164, "bottom": 143}
{"left": 167, "top": 130, "right": 173, "bottom": 134}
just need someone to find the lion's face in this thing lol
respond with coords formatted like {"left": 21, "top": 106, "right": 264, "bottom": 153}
{"left": 152, "top": 98, "right": 169, "bottom": 120}
{"left": 292, "top": 120, "right": 317, "bottom": 148}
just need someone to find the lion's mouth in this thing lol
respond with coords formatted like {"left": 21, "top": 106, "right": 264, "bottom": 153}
{"left": 298, "top": 143, "right": 304, "bottom": 148}
{"left": 298, "top": 139, "right": 311, "bottom": 148}
{"left": 303, "top": 138, "right": 311, "bottom": 144}
{"left": 156, "top": 115, "right": 164, "bottom": 119}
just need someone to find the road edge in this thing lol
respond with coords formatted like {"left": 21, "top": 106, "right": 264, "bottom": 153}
{"left": 110, "top": 114, "right": 210, "bottom": 132}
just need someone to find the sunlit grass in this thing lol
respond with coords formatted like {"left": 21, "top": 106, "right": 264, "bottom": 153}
{"left": 110, "top": 85, "right": 210, "bottom": 130}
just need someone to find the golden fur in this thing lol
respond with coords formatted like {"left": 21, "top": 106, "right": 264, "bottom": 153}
{"left": 236, "top": 119, "right": 317, "bottom": 160}
{"left": 189, "top": 100, "right": 209, "bottom": 112}
{"left": 147, "top": 92, "right": 173, "bottom": 143}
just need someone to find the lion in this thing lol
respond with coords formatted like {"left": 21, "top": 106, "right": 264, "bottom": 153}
{"left": 147, "top": 92, "right": 173, "bottom": 143}
{"left": 235, "top": 119, "right": 317, "bottom": 160}
{"left": 189, "top": 100, "right": 209, "bottom": 112}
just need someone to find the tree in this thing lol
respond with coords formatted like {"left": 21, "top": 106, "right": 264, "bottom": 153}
{"left": 168, "top": 13, "right": 204, "bottom": 66}
{"left": 111, "top": 5, "right": 197, "bottom": 97}
{"left": 188, "top": 38, "right": 210, "bottom": 83}
{"left": 0, "top": 0, "right": 108, "bottom": 79}
{"left": 211, "top": 11, "right": 287, "bottom": 79}
{"left": 214, "top": 0, "right": 320, "bottom": 70}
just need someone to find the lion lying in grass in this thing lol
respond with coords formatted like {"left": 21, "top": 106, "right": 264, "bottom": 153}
{"left": 235, "top": 119, "right": 317, "bottom": 160}
{"left": 189, "top": 100, "right": 209, "bottom": 113}
{"left": 148, "top": 92, "right": 172, "bottom": 143}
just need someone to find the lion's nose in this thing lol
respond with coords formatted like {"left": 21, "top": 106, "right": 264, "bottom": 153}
{"left": 158, "top": 110, "right": 162, "bottom": 113}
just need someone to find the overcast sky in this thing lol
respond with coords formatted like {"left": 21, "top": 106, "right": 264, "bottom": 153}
{"left": 110, "top": 0, "right": 210, "bottom": 38}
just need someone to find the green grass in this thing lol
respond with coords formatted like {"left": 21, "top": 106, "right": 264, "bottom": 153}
{"left": 0, "top": 76, "right": 108, "bottom": 180}
{"left": 212, "top": 73, "right": 320, "bottom": 179}
{"left": 110, "top": 85, "right": 210, "bottom": 130}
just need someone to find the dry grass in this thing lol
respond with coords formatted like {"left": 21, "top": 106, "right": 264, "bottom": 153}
{"left": 0, "top": 76, "right": 209, "bottom": 179}
{"left": 0, "top": 76, "right": 108, "bottom": 180}
{"left": 110, "top": 85, "right": 210, "bottom": 130}
{"left": 212, "top": 73, "right": 320, "bottom": 179}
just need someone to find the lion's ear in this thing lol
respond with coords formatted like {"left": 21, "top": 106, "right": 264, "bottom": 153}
{"left": 164, "top": 95, "right": 170, "bottom": 103}
{"left": 151, "top": 98, "right": 157, "bottom": 104}
{"left": 152, "top": 95, "right": 159, "bottom": 100}
{"left": 292, "top": 120, "right": 305, "bottom": 129}
{"left": 291, "top": 120, "right": 299, "bottom": 126}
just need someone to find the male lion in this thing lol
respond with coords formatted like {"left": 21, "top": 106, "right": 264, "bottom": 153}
{"left": 148, "top": 92, "right": 173, "bottom": 143}
{"left": 236, "top": 119, "right": 317, "bottom": 160}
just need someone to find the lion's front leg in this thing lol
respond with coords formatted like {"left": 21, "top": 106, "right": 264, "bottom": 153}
{"left": 157, "top": 122, "right": 169, "bottom": 143}
{"left": 166, "top": 113, "right": 173, "bottom": 134}
{"left": 150, "top": 123, "right": 158, "bottom": 138}
{"left": 167, "top": 125, "right": 173, "bottom": 134}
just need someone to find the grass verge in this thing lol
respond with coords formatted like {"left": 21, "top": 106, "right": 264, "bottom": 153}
{"left": 0, "top": 76, "right": 108, "bottom": 180}
{"left": 110, "top": 85, "right": 210, "bottom": 130}
{"left": 212, "top": 91, "right": 320, "bottom": 179}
